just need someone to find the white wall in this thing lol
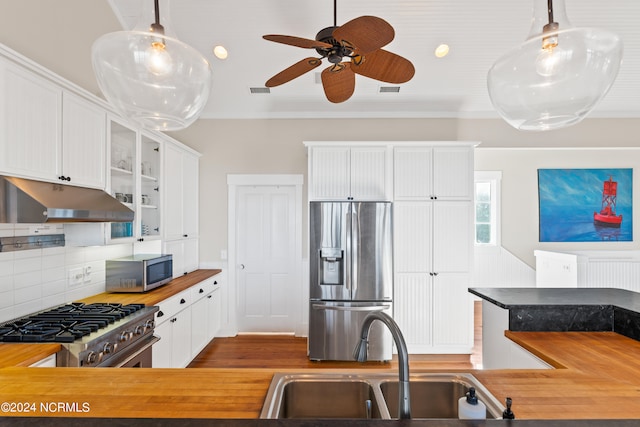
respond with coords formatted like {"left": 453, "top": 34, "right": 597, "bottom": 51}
{"left": 475, "top": 148, "right": 640, "bottom": 267}
{"left": 170, "top": 120, "right": 640, "bottom": 269}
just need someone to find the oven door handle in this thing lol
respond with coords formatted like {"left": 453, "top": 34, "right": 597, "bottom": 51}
{"left": 110, "top": 335, "right": 160, "bottom": 368}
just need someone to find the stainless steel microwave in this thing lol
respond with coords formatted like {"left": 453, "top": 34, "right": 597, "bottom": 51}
{"left": 106, "top": 254, "right": 173, "bottom": 293}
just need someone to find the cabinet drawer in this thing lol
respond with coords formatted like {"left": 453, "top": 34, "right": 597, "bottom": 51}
{"left": 155, "top": 289, "right": 191, "bottom": 324}
{"left": 191, "top": 278, "right": 215, "bottom": 302}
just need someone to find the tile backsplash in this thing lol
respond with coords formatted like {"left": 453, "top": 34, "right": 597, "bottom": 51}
{"left": 0, "top": 224, "right": 147, "bottom": 323}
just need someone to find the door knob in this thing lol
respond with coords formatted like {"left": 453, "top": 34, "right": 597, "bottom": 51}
{"left": 240, "top": 264, "right": 245, "bottom": 270}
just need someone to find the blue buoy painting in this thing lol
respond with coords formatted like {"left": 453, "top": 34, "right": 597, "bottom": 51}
{"left": 538, "top": 168, "right": 633, "bottom": 242}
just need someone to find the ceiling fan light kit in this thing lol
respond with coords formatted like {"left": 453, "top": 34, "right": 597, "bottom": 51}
{"left": 487, "top": 0, "right": 623, "bottom": 132}
{"left": 262, "top": 1, "right": 415, "bottom": 103}
{"left": 91, "top": 0, "right": 212, "bottom": 131}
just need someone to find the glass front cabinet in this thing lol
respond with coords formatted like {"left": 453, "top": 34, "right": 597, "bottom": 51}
{"left": 107, "top": 117, "right": 162, "bottom": 243}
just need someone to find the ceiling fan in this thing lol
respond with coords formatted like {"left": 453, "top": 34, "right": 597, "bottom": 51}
{"left": 262, "top": 0, "right": 415, "bottom": 103}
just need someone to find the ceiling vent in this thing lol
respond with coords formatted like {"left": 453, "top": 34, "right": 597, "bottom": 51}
{"left": 250, "top": 87, "right": 270, "bottom": 94}
{"left": 379, "top": 86, "right": 401, "bottom": 93}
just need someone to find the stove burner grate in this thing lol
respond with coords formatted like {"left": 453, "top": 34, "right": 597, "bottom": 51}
{"left": 0, "top": 303, "right": 146, "bottom": 343}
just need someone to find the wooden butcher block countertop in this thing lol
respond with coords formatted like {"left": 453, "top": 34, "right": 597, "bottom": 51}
{"left": 0, "top": 269, "right": 221, "bottom": 367}
{"left": 2, "top": 331, "right": 640, "bottom": 420}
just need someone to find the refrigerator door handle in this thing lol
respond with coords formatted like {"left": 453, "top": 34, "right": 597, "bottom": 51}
{"left": 345, "top": 206, "right": 352, "bottom": 293}
{"left": 311, "top": 304, "right": 391, "bottom": 312}
{"left": 350, "top": 203, "right": 359, "bottom": 296}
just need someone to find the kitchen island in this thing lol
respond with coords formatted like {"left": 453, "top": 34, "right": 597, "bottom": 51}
{"left": 2, "top": 287, "right": 640, "bottom": 424}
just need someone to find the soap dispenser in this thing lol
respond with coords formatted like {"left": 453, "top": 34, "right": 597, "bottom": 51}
{"left": 458, "top": 387, "right": 486, "bottom": 419}
{"left": 502, "top": 397, "right": 515, "bottom": 419}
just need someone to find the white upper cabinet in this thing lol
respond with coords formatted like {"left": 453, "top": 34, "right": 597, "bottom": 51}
{"left": 163, "top": 141, "right": 200, "bottom": 241}
{"left": 394, "top": 145, "right": 474, "bottom": 201}
{"left": 0, "top": 58, "right": 62, "bottom": 181}
{"left": 0, "top": 57, "right": 106, "bottom": 189}
{"left": 308, "top": 144, "right": 390, "bottom": 200}
{"left": 62, "top": 92, "right": 106, "bottom": 189}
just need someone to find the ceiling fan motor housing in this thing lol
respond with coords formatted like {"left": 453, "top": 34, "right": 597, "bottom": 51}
{"left": 315, "top": 26, "right": 352, "bottom": 62}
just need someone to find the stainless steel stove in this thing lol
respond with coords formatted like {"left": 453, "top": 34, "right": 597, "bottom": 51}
{"left": 0, "top": 302, "right": 159, "bottom": 367}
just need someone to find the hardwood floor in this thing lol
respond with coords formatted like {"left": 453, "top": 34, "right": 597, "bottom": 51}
{"left": 188, "top": 301, "right": 483, "bottom": 370}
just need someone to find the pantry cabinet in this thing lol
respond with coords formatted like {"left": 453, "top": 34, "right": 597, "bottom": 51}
{"left": 163, "top": 141, "right": 200, "bottom": 276}
{"left": 0, "top": 57, "right": 106, "bottom": 189}
{"left": 307, "top": 144, "right": 391, "bottom": 200}
{"left": 392, "top": 143, "right": 475, "bottom": 354}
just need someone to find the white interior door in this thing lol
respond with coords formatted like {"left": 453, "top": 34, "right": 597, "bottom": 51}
{"left": 236, "top": 185, "right": 297, "bottom": 332}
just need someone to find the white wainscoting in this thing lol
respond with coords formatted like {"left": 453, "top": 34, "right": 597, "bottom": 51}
{"left": 535, "top": 250, "right": 640, "bottom": 291}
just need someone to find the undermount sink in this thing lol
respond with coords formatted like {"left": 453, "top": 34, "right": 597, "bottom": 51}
{"left": 260, "top": 372, "right": 505, "bottom": 420}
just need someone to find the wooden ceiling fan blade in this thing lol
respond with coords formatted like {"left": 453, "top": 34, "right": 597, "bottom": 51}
{"left": 265, "top": 58, "right": 323, "bottom": 87}
{"left": 351, "top": 49, "right": 415, "bottom": 84}
{"left": 321, "top": 63, "right": 355, "bottom": 103}
{"left": 333, "top": 16, "right": 395, "bottom": 54}
{"left": 263, "top": 34, "right": 333, "bottom": 49}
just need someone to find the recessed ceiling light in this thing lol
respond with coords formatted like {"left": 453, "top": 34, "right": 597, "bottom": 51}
{"left": 213, "top": 45, "right": 228, "bottom": 60}
{"left": 434, "top": 44, "right": 450, "bottom": 58}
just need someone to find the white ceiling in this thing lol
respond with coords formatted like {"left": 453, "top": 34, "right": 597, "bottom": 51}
{"left": 108, "top": 0, "right": 640, "bottom": 121}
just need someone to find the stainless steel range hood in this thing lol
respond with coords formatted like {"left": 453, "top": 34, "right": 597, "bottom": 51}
{"left": 0, "top": 176, "right": 134, "bottom": 223}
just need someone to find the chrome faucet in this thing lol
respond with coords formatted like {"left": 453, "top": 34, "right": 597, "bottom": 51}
{"left": 353, "top": 311, "right": 411, "bottom": 419}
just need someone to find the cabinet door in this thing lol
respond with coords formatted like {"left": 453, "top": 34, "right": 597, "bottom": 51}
{"left": 61, "top": 92, "right": 106, "bottom": 189}
{"left": 164, "top": 240, "right": 184, "bottom": 278}
{"left": 140, "top": 133, "right": 162, "bottom": 239}
{"left": 432, "top": 273, "right": 472, "bottom": 350}
{"left": 183, "top": 238, "right": 199, "bottom": 274}
{"left": 309, "top": 146, "right": 350, "bottom": 200}
{"left": 208, "top": 287, "right": 221, "bottom": 340}
{"left": 0, "top": 59, "right": 61, "bottom": 180}
{"left": 108, "top": 118, "right": 137, "bottom": 241}
{"left": 394, "top": 273, "right": 432, "bottom": 350}
{"left": 349, "top": 147, "right": 388, "bottom": 200}
{"left": 152, "top": 319, "right": 173, "bottom": 368}
{"left": 163, "top": 142, "right": 183, "bottom": 239}
{"left": 432, "top": 201, "right": 472, "bottom": 273}
{"left": 432, "top": 147, "right": 473, "bottom": 200}
{"left": 191, "top": 295, "right": 209, "bottom": 357}
{"left": 172, "top": 307, "right": 192, "bottom": 368}
{"left": 393, "top": 147, "right": 433, "bottom": 200}
{"left": 393, "top": 202, "right": 433, "bottom": 351}
{"left": 182, "top": 152, "right": 199, "bottom": 238}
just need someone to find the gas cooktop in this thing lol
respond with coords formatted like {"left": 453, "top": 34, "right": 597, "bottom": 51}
{"left": 0, "top": 302, "right": 146, "bottom": 343}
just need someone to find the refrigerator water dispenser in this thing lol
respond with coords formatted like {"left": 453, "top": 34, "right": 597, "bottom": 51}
{"left": 319, "top": 248, "right": 343, "bottom": 285}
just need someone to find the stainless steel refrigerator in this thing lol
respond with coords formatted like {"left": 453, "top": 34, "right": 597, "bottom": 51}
{"left": 308, "top": 201, "right": 393, "bottom": 361}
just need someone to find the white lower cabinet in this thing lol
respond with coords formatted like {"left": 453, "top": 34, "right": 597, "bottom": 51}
{"left": 153, "top": 276, "right": 221, "bottom": 368}
{"left": 29, "top": 353, "right": 56, "bottom": 367}
{"left": 152, "top": 289, "right": 192, "bottom": 368}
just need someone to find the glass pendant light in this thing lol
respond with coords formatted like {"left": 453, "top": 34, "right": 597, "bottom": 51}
{"left": 91, "top": 0, "right": 212, "bottom": 131}
{"left": 487, "top": 0, "right": 623, "bottom": 131}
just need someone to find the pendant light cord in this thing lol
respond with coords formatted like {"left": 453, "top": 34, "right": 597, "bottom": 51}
{"left": 154, "top": 0, "right": 161, "bottom": 25}
{"left": 547, "top": 0, "right": 554, "bottom": 25}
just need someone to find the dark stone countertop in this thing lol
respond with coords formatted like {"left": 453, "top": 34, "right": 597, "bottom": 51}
{"left": 468, "top": 287, "right": 640, "bottom": 341}
{"left": 468, "top": 287, "right": 640, "bottom": 311}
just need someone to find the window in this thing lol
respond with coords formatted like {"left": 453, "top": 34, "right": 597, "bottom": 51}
{"left": 474, "top": 171, "right": 502, "bottom": 246}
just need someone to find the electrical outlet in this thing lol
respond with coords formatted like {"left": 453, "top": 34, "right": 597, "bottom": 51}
{"left": 68, "top": 267, "right": 84, "bottom": 287}
{"left": 83, "top": 265, "right": 92, "bottom": 283}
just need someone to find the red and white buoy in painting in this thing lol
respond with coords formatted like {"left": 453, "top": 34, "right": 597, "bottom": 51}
{"left": 593, "top": 176, "right": 623, "bottom": 228}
